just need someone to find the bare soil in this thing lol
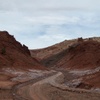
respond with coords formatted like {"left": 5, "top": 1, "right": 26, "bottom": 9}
{"left": 0, "top": 89, "right": 13, "bottom": 100}
{"left": 41, "top": 84, "right": 100, "bottom": 100}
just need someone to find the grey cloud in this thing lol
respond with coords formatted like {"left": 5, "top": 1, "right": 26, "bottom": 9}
{"left": 0, "top": 0, "right": 100, "bottom": 49}
{"left": 0, "top": 0, "right": 100, "bottom": 12}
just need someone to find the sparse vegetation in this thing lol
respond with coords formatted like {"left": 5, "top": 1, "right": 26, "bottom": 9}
{"left": 1, "top": 47, "right": 6, "bottom": 55}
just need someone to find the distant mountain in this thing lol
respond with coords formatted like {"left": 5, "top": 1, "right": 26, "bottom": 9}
{"left": 31, "top": 37, "right": 100, "bottom": 69}
{"left": 0, "top": 31, "right": 45, "bottom": 70}
{"left": 30, "top": 39, "right": 77, "bottom": 60}
{"left": 42, "top": 40, "right": 100, "bottom": 69}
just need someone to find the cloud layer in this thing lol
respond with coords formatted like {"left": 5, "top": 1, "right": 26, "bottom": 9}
{"left": 0, "top": 0, "right": 100, "bottom": 49}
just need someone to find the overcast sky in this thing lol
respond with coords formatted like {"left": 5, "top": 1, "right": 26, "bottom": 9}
{"left": 0, "top": 0, "right": 100, "bottom": 49}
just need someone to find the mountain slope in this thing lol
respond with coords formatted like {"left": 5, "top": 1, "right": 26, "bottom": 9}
{"left": 0, "top": 31, "right": 45, "bottom": 70}
{"left": 30, "top": 37, "right": 100, "bottom": 61}
{"left": 41, "top": 40, "right": 100, "bottom": 70}
{"left": 30, "top": 39, "right": 77, "bottom": 60}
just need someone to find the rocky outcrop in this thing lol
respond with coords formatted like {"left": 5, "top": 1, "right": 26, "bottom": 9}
{"left": 22, "top": 44, "right": 31, "bottom": 55}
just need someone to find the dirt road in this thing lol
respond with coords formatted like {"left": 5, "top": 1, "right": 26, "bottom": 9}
{"left": 12, "top": 71, "right": 100, "bottom": 100}
{"left": 12, "top": 72, "right": 57, "bottom": 100}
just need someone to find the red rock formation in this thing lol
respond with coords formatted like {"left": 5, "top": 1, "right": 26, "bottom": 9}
{"left": 0, "top": 31, "right": 45, "bottom": 70}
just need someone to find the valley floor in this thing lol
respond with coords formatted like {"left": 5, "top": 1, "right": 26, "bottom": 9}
{"left": 0, "top": 68, "right": 100, "bottom": 100}
{"left": 14, "top": 70, "right": 100, "bottom": 100}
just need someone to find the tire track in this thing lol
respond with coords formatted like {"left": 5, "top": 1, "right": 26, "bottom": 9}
{"left": 12, "top": 72, "right": 57, "bottom": 100}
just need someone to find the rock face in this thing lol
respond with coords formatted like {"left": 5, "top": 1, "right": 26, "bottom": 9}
{"left": 23, "top": 44, "right": 31, "bottom": 55}
{"left": 0, "top": 31, "right": 45, "bottom": 70}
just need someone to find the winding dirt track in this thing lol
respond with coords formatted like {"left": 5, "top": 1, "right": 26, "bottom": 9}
{"left": 12, "top": 71, "right": 100, "bottom": 100}
{"left": 12, "top": 72, "right": 57, "bottom": 100}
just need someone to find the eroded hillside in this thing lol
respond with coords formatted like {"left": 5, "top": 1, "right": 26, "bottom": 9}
{"left": 30, "top": 37, "right": 100, "bottom": 61}
{"left": 0, "top": 31, "right": 45, "bottom": 70}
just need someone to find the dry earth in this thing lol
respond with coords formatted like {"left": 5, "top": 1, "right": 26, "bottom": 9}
{"left": 0, "top": 68, "right": 54, "bottom": 100}
{"left": 15, "top": 71, "right": 100, "bottom": 100}
{"left": 0, "top": 68, "right": 100, "bottom": 100}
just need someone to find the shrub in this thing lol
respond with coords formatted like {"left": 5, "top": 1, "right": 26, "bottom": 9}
{"left": 1, "top": 47, "right": 6, "bottom": 55}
